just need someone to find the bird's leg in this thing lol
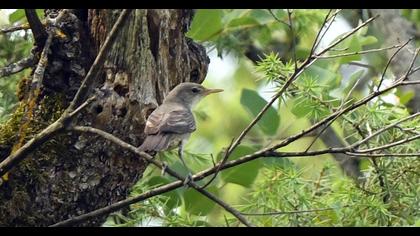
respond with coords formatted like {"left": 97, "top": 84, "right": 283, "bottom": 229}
{"left": 157, "top": 154, "right": 168, "bottom": 176}
{"left": 178, "top": 141, "right": 193, "bottom": 186}
{"left": 161, "top": 162, "right": 168, "bottom": 176}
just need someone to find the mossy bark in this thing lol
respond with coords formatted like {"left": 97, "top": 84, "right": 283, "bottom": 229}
{"left": 0, "top": 9, "right": 209, "bottom": 226}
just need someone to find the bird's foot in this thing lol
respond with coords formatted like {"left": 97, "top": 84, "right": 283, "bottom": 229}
{"left": 161, "top": 162, "right": 168, "bottom": 176}
{"left": 183, "top": 173, "right": 193, "bottom": 186}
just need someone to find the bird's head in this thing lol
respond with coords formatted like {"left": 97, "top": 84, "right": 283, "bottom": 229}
{"left": 164, "top": 82, "right": 223, "bottom": 108}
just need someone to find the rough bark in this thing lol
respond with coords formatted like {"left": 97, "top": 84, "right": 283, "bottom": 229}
{"left": 0, "top": 9, "right": 209, "bottom": 226}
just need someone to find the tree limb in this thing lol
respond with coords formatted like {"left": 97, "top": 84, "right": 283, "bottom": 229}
{"left": 0, "top": 9, "right": 132, "bottom": 177}
{"left": 50, "top": 126, "right": 253, "bottom": 227}
{"left": 25, "top": 9, "right": 47, "bottom": 47}
{"left": 201, "top": 13, "right": 379, "bottom": 189}
{"left": 0, "top": 23, "right": 30, "bottom": 34}
{"left": 0, "top": 55, "right": 34, "bottom": 78}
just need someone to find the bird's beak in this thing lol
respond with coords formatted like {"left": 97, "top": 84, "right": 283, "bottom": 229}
{"left": 204, "top": 88, "right": 224, "bottom": 96}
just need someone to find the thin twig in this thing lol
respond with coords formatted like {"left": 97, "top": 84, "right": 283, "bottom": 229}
{"left": 356, "top": 134, "right": 420, "bottom": 153}
{"left": 267, "top": 9, "right": 289, "bottom": 27}
{"left": 401, "top": 48, "right": 420, "bottom": 82}
{"left": 316, "top": 44, "right": 403, "bottom": 59}
{"left": 315, "top": 15, "right": 379, "bottom": 57}
{"left": 51, "top": 115, "right": 419, "bottom": 227}
{"left": 200, "top": 138, "right": 234, "bottom": 189}
{"left": 345, "top": 152, "right": 420, "bottom": 157}
{"left": 287, "top": 9, "right": 297, "bottom": 71}
{"left": 376, "top": 38, "right": 412, "bottom": 91}
{"left": 311, "top": 9, "right": 341, "bottom": 55}
{"left": 351, "top": 112, "right": 419, "bottom": 149}
{"left": 400, "top": 80, "right": 420, "bottom": 85}
{"left": 241, "top": 206, "right": 347, "bottom": 216}
{"left": 348, "top": 61, "right": 377, "bottom": 70}
{"left": 409, "top": 66, "right": 420, "bottom": 75}
{"left": 0, "top": 10, "right": 132, "bottom": 177}
{"left": 200, "top": 13, "right": 379, "bottom": 190}
{"left": 269, "top": 68, "right": 418, "bottom": 154}
{"left": 52, "top": 126, "right": 253, "bottom": 227}
{"left": 68, "top": 96, "right": 98, "bottom": 117}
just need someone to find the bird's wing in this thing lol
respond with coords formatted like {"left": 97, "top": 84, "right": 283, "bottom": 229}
{"left": 144, "top": 108, "right": 196, "bottom": 135}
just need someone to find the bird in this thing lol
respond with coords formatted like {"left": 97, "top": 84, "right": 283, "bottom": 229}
{"left": 138, "top": 82, "right": 223, "bottom": 185}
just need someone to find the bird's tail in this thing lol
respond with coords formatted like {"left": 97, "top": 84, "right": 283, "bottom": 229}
{"left": 138, "top": 134, "right": 174, "bottom": 152}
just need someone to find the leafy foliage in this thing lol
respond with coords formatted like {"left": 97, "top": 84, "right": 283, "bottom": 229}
{"left": 0, "top": 10, "right": 34, "bottom": 122}
{"left": 100, "top": 10, "right": 420, "bottom": 227}
{"left": 0, "top": 9, "right": 418, "bottom": 227}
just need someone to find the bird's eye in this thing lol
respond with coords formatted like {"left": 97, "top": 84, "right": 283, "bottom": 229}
{"left": 191, "top": 88, "right": 200, "bottom": 93}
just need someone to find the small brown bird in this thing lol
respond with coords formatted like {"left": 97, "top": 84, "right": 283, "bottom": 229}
{"left": 139, "top": 82, "right": 223, "bottom": 184}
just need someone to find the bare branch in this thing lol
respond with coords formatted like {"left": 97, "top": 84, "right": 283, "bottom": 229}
{"left": 311, "top": 9, "right": 338, "bottom": 54}
{"left": 25, "top": 9, "right": 47, "bottom": 47}
{"left": 0, "top": 23, "right": 30, "bottom": 34}
{"left": 52, "top": 126, "right": 253, "bottom": 227}
{"left": 267, "top": 9, "right": 289, "bottom": 27}
{"left": 377, "top": 38, "right": 413, "bottom": 91}
{"left": 316, "top": 44, "right": 403, "bottom": 59}
{"left": 50, "top": 176, "right": 184, "bottom": 227}
{"left": 401, "top": 48, "right": 420, "bottom": 81}
{"left": 0, "top": 10, "right": 132, "bottom": 178}
{"left": 315, "top": 15, "right": 379, "bottom": 57}
{"left": 351, "top": 112, "right": 420, "bottom": 149}
{"left": 242, "top": 206, "right": 348, "bottom": 216}
{"left": 0, "top": 55, "right": 34, "bottom": 78}
{"left": 400, "top": 80, "right": 420, "bottom": 86}
{"left": 200, "top": 13, "right": 379, "bottom": 189}
{"left": 346, "top": 152, "right": 420, "bottom": 158}
{"left": 287, "top": 9, "right": 297, "bottom": 71}
{"left": 356, "top": 134, "right": 420, "bottom": 153}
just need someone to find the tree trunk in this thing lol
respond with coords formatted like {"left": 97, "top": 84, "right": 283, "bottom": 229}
{"left": 0, "top": 9, "right": 209, "bottom": 226}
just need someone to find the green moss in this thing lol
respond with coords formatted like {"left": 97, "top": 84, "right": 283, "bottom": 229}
{"left": 0, "top": 103, "right": 25, "bottom": 148}
{"left": 16, "top": 76, "right": 29, "bottom": 101}
{"left": 0, "top": 93, "right": 66, "bottom": 157}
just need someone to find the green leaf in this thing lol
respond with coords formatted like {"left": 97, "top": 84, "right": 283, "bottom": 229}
{"left": 360, "top": 35, "right": 378, "bottom": 45}
{"left": 342, "top": 70, "right": 364, "bottom": 96}
{"left": 36, "top": 9, "right": 45, "bottom": 20}
{"left": 221, "top": 145, "right": 262, "bottom": 187}
{"left": 291, "top": 97, "right": 312, "bottom": 118}
{"left": 187, "top": 9, "right": 223, "bottom": 41}
{"left": 303, "top": 64, "right": 336, "bottom": 84}
{"left": 249, "top": 9, "right": 275, "bottom": 25}
{"left": 339, "top": 36, "right": 362, "bottom": 64}
{"left": 144, "top": 176, "right": 182, "bottom": 211}
{"left": 240, "top": 88, "right": 280, "bottom": 135}
{"left": 227, "top": 17, "right": 260, "bottom": 28}
{"left": 397, "top": 90, "right": 415, "bottom": 105}
{"left": 222, "top": 9, "right": 249, "bottom": 24}
{"left": 263, "top": 156, "right": 294, "bottom": 169}
{"left": 9, "top": 9, "right": 25, "bottom": 24}
{"left": 183, "top": 185, "right": 219, "bottom": 216}
{"left": 256, "top": 26, "right": 272, "bottom": 46}
{"left": 291, "top": 96, "right": 329, "bottom": 119}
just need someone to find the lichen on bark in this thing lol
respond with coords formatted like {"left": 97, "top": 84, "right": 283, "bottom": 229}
{"left": 0, "top": 9, "right": 209, "bottom": 226}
